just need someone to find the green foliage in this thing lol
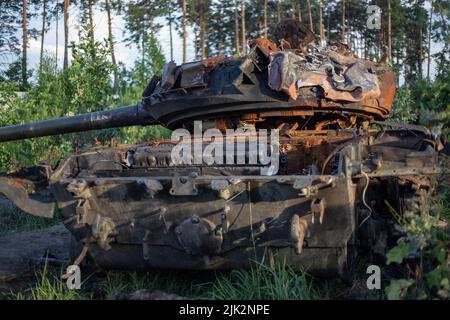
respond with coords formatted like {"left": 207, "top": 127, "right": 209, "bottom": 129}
{"left": 385, "top": 190, "right": 450, "bottom": 300}
{"left": 385, "top": 279, "right": 415, "bottom": 300}
{"left": 0, "top": 23, "right": 170, "bottom": 170}
{"left": 16, "top": 262, "right": 84, "bottom": 300}
{"left": 68, "top": 26, "right": 114, "bottom": 114}
{"left": 209, "top": 260, "right": 320, "bottom": 300}
{"left": 0, "top": 206, "right": 60, "bottom": 235}
{"left": 102, "top": 271, "right": 192, "bottom": 299}
{"left": 123, "top": 0, "right": 166, "bottom": 45}
{"left": 0, "top": 60, "right": 25, "bottom": 85}
{"left": 64, "top": 25, "right": 116, "bottom": 147}
{"left": 390, "top": 69, "right": 449, "bottom": 126}
{"left": 112, "top": 33, "right": 170, "bottom": 143}
{"left": 0, "top": 26, "right": 116, "bottom": 170}
{"left": 386, "top": 242, "right": 409, "bottom": 265}
{"left": 99, "top": 259, "right": 321, "bottom": 300}
{"left": 413, "top": 72, "right": 450, "bottom": 116}
{"left": 389, "top": 87, "right": 418, "bottom": 123}
{"left": 130, "top": 33, "right": 166, "bottom": 89}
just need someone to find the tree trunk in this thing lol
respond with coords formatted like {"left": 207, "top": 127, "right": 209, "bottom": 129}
{"left": 88, "top": 0, "right": 94, "bottom": 39}
{"left": 264, "top": 0, "right": 267, "bottom": 38}
{"left": 341, "top": 0, "right": 345, "bottom": 42}
{"left": 200, "top": 13, "right": 206, "bottom": 59}
{"left": 319, "top": 0, "right": 324, "bottom": 45}
{"left": 234, "top": 0, "right": 240, "bottom": 54}
{"left": 427, "top": 0, "right": 433, "bottom": 80}
{"left": 346, "top": 0, "right": 350, "bottom": 44}
{"left": 22, "top": 0, "right": 28, "bottom": 88}
{"left": 418, "top": 27, "right": 423, "bottom": 79}
{"left": 105, "top": 0, "right": 119, "bottom": 94}
{"left": 182, "top": 0, "right": 187, "bottom": 63}
{"left": 56, "top": 3, "right": 59, "bottom": 66}
{"left": 141, "top": 16, "right": 146, "bottom": 82}
{"left": 307, "top": 0, "right": 313, "bottom": 32}
{"left": 63, "top": 0, "right": 69, "bottom": 70}
{"left": 298, "top": 3, "right": 302, "bottom": 22}
{"left": 39, "top": 0, "right": 47, "bottom": 72}
{"left": 257, "top": 0, "right": 262, "bottom": 37}
{"left": 218, "top": 5, "right": 225, "bottom": 52}
{"left": 326, "top": 0, "right": 330, "bottom": 40}
{"left": 169, "top": 9, "right": 173, "bottom": 61}
{"left": 380, "top": 6, "right": 384, "bottom": 60}
{"left": 387, "top": 0, "right": 392, "bottom": 61}
{"left": 241, "top": 0, "right": 246, "bottom": 55}
{"left": 194, "top": 28, "right": 198, "bottom": 59}
{"left": 277, "top": 1, "right": 281, "bottom": 23}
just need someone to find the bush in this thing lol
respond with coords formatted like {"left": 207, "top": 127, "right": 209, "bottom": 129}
{"left": 385, "top": 187, "right": 450, "bottom": 300}
{"left": 0, "top": 27, "right": 170, "bottom": 171}
{"left": 390, "top": 87, "right": 418, "bottom": 123}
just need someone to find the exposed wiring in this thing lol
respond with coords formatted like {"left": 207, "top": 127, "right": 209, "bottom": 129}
{"left": 358, "top": 171, "right": 373, "bottom": 228}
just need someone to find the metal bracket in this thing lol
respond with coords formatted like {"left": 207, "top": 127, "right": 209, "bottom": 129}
{"left": 311, "top": 198, "right": 326, "bottom": 224}
{"left": 221, "top": 205, "right": 231, "bottom": 233}
{"left": 290, "top": 214, "right": 310, "bottom": 255}
{"left": 170, "top": 173, "right": 198, "bottom": 196}
{"left": 293, "top": 176, "right": 334, "bottom": 198}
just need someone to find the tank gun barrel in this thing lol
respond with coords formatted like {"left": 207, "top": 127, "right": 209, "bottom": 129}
{"left": 0, "top": 104, "right": 158, "bottom": 143}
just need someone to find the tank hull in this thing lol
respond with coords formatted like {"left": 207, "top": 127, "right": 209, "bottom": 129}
{"left": 0, "top": 127, "right": 436, "bottom": 276}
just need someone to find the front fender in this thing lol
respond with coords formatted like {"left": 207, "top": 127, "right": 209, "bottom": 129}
{"left": 0, "top": 167, "right": 55, "bottom": 218}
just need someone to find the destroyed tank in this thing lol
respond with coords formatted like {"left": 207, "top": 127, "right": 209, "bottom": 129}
{"left": 0, "top": 20, "right": 443, "bottom": 278}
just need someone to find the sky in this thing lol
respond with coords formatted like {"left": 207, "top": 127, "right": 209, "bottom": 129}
{"left": 25, "top": 5, "right": 196, "bottom": 74}
{"left": 20, "top": 3, "right": 443, "bottom": 82}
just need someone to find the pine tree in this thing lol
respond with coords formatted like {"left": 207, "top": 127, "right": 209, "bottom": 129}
{"left": 182, "top": 0, "right": 187, "bottom": 62}
{"left": 234, "top": 0, "right": 240, "bottom": 54}
{"left": 241, "top": 0, "right": 246, "bottom": 55}
{"left": 63, "top": 0, "right": 69, "bottom": 69}
{"left": 39, "top": 0, "right": 47, "bottom": 72}
{"left": 104, "top": 0, "right": 119, "bottom": 94}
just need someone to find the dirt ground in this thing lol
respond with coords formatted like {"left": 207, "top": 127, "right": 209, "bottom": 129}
{"left": 0, "top": 224, "right": 71, "bottom": 291}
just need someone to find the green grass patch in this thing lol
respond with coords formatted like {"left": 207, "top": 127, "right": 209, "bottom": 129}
{"left": 0, "top": 205, "right": 60, "bottom": 236}
{"left": 12, "top": 263, "right": 86, "bottom": 300}
{"left": 206, "top": 260, "right": 321, "bottom": 300}
{"left": 102, "top": 270, "right": 214, "bottom": 300}
{"left": 100, "top": 260, "right": 323, "bottom": 300}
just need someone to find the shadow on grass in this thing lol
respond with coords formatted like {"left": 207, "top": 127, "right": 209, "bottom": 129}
{"left": 0, "top": 205, "right": 60, "bottom": 236}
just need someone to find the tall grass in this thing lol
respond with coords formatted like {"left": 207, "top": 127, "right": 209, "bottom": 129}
{"left": 0, "top": 206, "right": 59, "bottom": 235}
{"left": 206, "top": 260, "right": 321, "bottom": 300}
{"left": 102, "top": 270, "right": 211, "bottom": 299}
{"left": 15, "top": 262, "right": 84, "bottom": 300}
{"left": 101, "top": 260, "right": 322, "bottom": 300}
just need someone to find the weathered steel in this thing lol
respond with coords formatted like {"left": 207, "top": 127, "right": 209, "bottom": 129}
{"left": 0, "top": 104, "right": 157, "bottom": 142}
{"left": 0, "top": 20, "right": 443, "bottom": 278}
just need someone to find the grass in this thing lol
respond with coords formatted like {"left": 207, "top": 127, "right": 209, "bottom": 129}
{"left": 102, "top": 270, "right": 208, "bottom": 299}
{"left": 0, "top": 205, "right": 59, "bottom": 236}
{"left": 13, "top": 262, "right": 86, "bottom": 300}
{"left": 6, "top": 260, "right": 326, "bottom": 300}
{"left": 206, "top": 260, "right": 321, "bottom": 300}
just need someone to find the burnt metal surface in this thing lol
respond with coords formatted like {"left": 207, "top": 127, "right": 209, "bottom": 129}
{"left": 0, "top": 20, "right": 443, "bottom": 277}
{"left": 0, "top": 128, "right": 441, "bottom": 276}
